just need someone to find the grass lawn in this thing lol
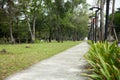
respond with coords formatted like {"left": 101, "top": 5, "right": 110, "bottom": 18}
{"left": 0, "top": 41, "right": 80, "bottom": 80}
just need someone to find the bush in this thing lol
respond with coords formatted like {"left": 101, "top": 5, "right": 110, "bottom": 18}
{"left": 84, "top": 42, "right": 120, "bottom": 80}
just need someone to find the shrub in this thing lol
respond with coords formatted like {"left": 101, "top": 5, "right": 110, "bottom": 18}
{"left": 84, "top": 42, "right": 120, "bottom": 80}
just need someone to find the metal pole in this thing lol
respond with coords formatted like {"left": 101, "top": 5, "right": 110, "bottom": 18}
{"left": 90, "top": 18, "right": 93, "bottom": 40}
{"left": 95, "top": 10, "right": 98, "bottom": 43}
{"left": 88, "top": 18, "right": 92, "bottom": 40}
{"left": 94, "top": 10, "right": 100, "bottom": 43}
{"left": 104, "top": 0, "right": 110, "bottom": 41}
{"left": 89, "top": 7, "right": 101, "bottom": 43}
{"left": 93, "top": 18, "right": 95, "bottom": 43}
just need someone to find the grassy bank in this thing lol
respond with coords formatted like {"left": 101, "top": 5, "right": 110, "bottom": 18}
{"left": 0, "top": 41, "right": 80, "bottom": 80}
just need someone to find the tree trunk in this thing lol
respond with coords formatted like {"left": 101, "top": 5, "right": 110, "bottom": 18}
{"left": 100, "top": 0, "right": 105, "bottom": 41}
{"left": 31, "top": 34, "right": 35, "bottom": 43}
{"left": 32, "top": 16, "right": 36, "bottom": 43}
{"left": 104, "top": 0, "right": 110, "bottom": 40}
{"left": 25, "top": 10, "right": 36, "bottom": 43}
{"left": 109, "top": 0, "right": 118, "bottom": 41}
{"left": 26, "top": 16, "right": 36, "bottom": 43}
{"left": 7, "top": 0, "right": 15, "bottom": 44}
{"left": 10, "top": 21, "right": 15, "bottom": 44}
{"left": 27, "top": 19, "right": 33, "bottom": 42}
{"left": 110, "top": 0, "right": 115, "bottom": 24}
{"left": 48, "top": 28, "right": 52, "bottom": 42}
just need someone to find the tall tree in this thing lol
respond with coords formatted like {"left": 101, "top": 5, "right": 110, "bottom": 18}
{"left": 20, "top": 0, "right": 43, "bottom": 43}
{"left": 7, "top": 0, "right": 16, "bottom": 43}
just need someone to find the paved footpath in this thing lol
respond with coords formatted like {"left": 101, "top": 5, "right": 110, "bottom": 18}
{"left": 5, "top": 42, "right": 89, "bottom": 80}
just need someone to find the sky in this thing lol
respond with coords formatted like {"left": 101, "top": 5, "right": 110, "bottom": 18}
{"left": 86, "top": 0, "right": 120, "bottom": 11}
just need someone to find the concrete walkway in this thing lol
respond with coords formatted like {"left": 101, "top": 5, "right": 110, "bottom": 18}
{"left": 5, "top": 42, "right": 89, "bottom": 80}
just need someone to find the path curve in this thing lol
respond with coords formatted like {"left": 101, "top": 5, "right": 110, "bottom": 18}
{"left": 5, "top": 42, "right": 89, "bottom": 80}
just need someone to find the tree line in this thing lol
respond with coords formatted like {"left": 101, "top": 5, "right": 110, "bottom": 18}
{"left": 0, "top": 0, "right": 89, "bottom": 44}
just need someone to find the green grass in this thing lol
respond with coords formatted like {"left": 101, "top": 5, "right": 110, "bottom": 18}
{"left": 0, "top": 41, "right": 80, "bottom": 80}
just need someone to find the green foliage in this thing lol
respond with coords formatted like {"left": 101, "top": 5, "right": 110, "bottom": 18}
{"left": 110, "top": 9, "right": 120, "bottom": 40}
{"left": 85, "top": 42, "right": 120, "bottom": 80}
{"left": 0, "top": 41, "right": 80, "bottom": 80}
{"left": 113, "top": 11, "right": 120, "bottom": 33}
{"left": 0, "top": 0, "right": 89, "bottom": 43}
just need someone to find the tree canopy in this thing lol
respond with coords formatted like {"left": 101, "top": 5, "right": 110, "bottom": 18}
{"left": 0, "top": 0, "right": 89, "bottom": 43}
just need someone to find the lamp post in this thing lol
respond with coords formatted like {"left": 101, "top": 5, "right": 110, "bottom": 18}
{"left": 89, "top": 7, "right": 101, "bottom": 42}
{"left": 88, "top": 22, "right": 91, "bottom": 40}
{"left": 88, "top": 16, "right": 94, "bottom": 41}
{"left": 88, "top": 16, "right": 95, "bottom": 43}
{"left": 92, "top": 18, "right": 95, "bottom": 42}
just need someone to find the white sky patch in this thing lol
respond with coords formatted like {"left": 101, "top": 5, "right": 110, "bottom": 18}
{"left": 115, "top": 0, "right": 120, "bottom": 9}
{"left": 86, "top": 0, "right": 94, "bottom": 6}
{"left": 87, "top": 0, "right": 120, "bottom": 10}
